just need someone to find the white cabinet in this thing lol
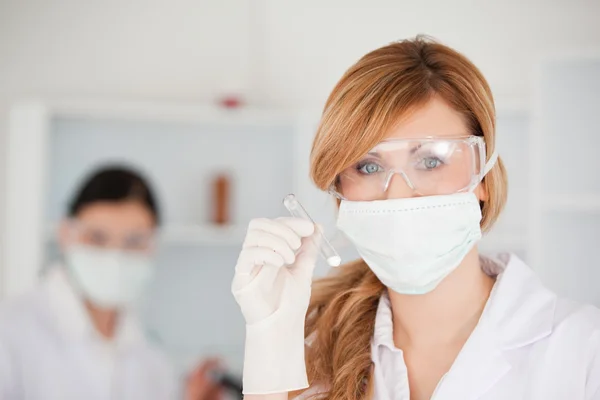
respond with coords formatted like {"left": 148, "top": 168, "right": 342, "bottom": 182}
{"left": 2, "top": 100, "right": 324, "bottom": 373}
{"left": 529, "top": 56, "right": 600, "bottom": 306}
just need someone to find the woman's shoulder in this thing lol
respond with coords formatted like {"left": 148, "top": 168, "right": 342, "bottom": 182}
{"left": 552, "top": 296, "right": 600, "bottom": 338}
{"left": 491, "top": 253, "right": 600, "bottom": 336}
{"left": 486, "top": 253, "right": 600, "bottom": 354}
{"left": 0, "top": 288, "right": 50, "bottom": 361}
{"left": 0, "top": 286, "right": 46, "bottom": 331}
{"left": 0, "top": 268, "right": 82, "bottom": 344}
{"left": 549, "top": 299, "right": 600, "bottom": 397}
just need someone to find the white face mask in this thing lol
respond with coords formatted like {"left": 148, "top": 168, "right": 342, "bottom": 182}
{"left": 64, "top": 245, "right": 155, "bottom": 309}
{"left": 337, "top": 192, "right": 482, "bottom": 294}
{"left": 336, "top": 147, "right": 498, "bottom": 295}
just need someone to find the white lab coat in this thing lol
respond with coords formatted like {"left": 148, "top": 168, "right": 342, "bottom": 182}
{"left": 0, "top": 266, "right": 178, "bottom": 400}
{"left": 301, "top": 254, "right": 600, "bottom": 399}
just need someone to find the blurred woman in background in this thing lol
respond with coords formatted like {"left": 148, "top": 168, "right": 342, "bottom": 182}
{"left": 0, "top": 166, "right": 222, "bottom": 399}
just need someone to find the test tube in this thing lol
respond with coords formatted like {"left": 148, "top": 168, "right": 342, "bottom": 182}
{"left": 283, "top": 194, "right": 342, "bottom": 267}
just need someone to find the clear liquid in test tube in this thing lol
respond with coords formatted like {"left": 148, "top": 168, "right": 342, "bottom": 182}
{"left": 283, "top": 194, "right": 342, "bottom": 267}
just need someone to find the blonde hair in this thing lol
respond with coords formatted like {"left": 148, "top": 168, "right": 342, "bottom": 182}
{"left": 304, "top": 36, "right": 508, "bottom": 399}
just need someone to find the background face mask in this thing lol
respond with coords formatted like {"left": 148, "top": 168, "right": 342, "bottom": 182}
{"left": 64, "top": 245, "right": 155, "bottom": 309}
{"left": 336, "top": 192, "right": 483, "bottom": 294}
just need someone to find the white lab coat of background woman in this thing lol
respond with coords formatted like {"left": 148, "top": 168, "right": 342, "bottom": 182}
{"left": 0, "top": 265, "right": 176, "bottom": 399}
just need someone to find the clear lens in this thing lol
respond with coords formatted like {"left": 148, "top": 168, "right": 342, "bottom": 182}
{"left": 334, "top": 136, "right": 485, "bottom": 200}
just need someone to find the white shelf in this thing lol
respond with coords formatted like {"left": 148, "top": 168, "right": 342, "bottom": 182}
{"left": 45, "top": 224, "right": 247, "bottom": 246}
{"left": 541, "top": 194, "right": 600, "bottom": 212}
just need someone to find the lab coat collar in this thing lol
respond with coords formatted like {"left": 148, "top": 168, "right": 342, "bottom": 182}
{"left": 373, "top": 253, "right": 556, "bottom": 350}
{"left": 372, "top": 253, "right": 557, "bottom": 399}
{"left": 480, "top": 253, "right": 557, "bottom": 349}
{"left": 439, "top": 253, "right": 557, "bottom": 399}
{"left": 42, "top": 265, "right": 147, "bottom": 348}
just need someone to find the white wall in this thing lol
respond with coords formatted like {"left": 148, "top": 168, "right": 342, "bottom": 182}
{"left": 259, "top": 0, "right": 600, "bottom": 106}
{"left": 1, "top": 0, "right": 600, "bottom": 106}
{"left": 1, "top": 0, "right": 599, "bottom": 281}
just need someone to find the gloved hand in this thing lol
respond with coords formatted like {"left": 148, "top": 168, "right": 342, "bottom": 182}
{"left": 232, "top": 217, "right": 320, "bottom": 395}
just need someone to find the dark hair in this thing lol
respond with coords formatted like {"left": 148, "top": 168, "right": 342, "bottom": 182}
{"left": 68, "top": 165, "right": 161, "bottom": 225}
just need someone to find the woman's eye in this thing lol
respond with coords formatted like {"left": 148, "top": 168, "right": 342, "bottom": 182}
{"left": 417, "top": 157, "right": 444, "bottom": 170}
{"left": 357, "top": 162, "right": 383, "bottom": 175}
{"left": 87, "top": 231, "right": 108, "bottom": 245}
{"left": 124, "top": 236, "right": 150, "bottom": 250}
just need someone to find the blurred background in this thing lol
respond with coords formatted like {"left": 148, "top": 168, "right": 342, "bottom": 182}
{"left": 0, "top": 0, "right": 599, "bottom": 391}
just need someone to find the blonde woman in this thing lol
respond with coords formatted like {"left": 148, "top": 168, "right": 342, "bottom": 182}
{"left": 232, "top": 37, "right": 600, "bottom": 400}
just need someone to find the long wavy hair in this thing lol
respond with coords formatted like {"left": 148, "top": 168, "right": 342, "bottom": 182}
{"left": 303, "top": 35, "right": 508, "bottom": 399}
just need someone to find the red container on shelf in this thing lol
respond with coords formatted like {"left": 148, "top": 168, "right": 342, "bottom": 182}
{"left": 212, "top": 173, "right": 230, "bottom": 225}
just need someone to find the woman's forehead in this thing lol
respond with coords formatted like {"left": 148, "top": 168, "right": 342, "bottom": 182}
{"left": 75, "top": 201, "right": 155, "bottom": 231}
{"left": 385, "top": 97, "right": 468, "bottom": 140}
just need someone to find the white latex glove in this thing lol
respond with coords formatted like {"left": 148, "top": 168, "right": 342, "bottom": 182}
{"left": 232, "top": 217, "right": 320, "bottom": 395}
